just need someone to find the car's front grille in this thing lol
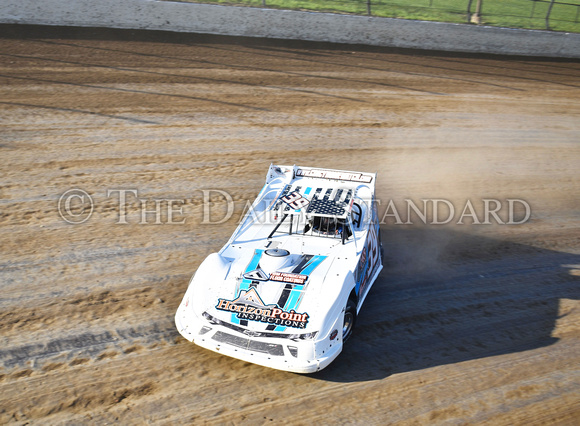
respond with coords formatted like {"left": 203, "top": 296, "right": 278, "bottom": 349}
{"left": 202, "top": 311, "right": 317, "bottom": 340}
{"left": 248, "top": 340, "right": 285, "bottom": 356}
{"left": 212, "top": 331, "right": 284, "bottom": 356}
{"left": 212, "top": 331, "right": 247, "bottom": 348}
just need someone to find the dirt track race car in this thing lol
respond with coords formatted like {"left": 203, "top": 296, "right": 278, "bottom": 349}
{"left": 175, "top": 164, "right": 383, "bottom": 373}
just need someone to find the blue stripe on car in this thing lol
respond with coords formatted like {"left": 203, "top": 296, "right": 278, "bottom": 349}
{"left": 273, "top": 255, "right": 327, "bottom": 331}
{"left": 231, "top": 249, "right": 264, "bottom": 325}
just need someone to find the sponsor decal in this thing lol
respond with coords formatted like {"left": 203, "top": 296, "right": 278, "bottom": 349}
{"left": 270, "top": 271, "right": 308, "bottom": 285}
{"left": 296, "top": 168, "right": 373, "bottom": 183}
{"left": 243, "top": 268, "right": 270, "bottom": 281}
{"left": 217, "top": 288, "right": 310, "bottom": 329}
{"left": 330, "top": 329, "right": 338, "bottom": 340}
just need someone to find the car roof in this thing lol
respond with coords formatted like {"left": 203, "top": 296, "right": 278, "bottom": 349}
{"left": 274, "top": 184, "right": 354, "bottom": 219}
{"left": 269, "top": 166, "right": 376, "bottom": 220}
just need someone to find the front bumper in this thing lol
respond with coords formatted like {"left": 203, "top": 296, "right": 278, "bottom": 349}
{"left": 175, "top": 299, "right": 342, "bottom": 374}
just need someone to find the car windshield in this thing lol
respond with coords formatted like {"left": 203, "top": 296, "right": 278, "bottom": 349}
{"left": 268, "top": 213, "right": 352, "bottom": 243}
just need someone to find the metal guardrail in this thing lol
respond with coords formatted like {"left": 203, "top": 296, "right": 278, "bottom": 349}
{"left": 165, "top": 0, "right": 580, "bottom": 32}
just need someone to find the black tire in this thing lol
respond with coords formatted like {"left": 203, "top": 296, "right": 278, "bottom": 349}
{"left": 342, "top": 299, "right": 357, "bottom": 342}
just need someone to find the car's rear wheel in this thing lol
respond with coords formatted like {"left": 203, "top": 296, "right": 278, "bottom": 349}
{"left": 342, "top": 299, "right": 357, "bottom": 342}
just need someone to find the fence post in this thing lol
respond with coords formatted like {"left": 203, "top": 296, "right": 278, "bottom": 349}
{"left": 367, "top": 0, "right": 371, "bottom": 16}
{"left": 466, "top": 0, "right": 474, "bottom": 23}
{"left": 473, "top": 0, "right": 483, "bottom": 24}
{"left": 546, "top": 0, "right": 556, "bottom": 30}
{"left": 262, "top": 0, "right": 266, "bottom": 7}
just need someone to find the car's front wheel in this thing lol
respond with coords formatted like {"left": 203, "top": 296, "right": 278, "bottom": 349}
{"left": 342, "top": 299, "right": 357, "bottom": 342}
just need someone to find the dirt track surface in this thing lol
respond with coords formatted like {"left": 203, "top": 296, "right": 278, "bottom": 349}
{"left": 1, "top": 25, "right": 579, "bottom": 424}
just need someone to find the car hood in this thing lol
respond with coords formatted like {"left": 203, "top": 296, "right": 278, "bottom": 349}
{"left": 196, "top": 248, "right": 338, "bottom": 333}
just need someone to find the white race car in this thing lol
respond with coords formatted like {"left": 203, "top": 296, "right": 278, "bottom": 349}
{"left": 175, "top": 164, "right": 383, "bottom": 373}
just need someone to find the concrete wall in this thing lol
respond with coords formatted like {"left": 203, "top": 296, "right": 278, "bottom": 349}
{"left": 1, "top": 0, "right": 579, "bottom": 58}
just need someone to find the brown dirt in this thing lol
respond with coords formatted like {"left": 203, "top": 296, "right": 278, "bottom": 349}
{"left": 1, "top": 25, "right": 579, "bottom": 424}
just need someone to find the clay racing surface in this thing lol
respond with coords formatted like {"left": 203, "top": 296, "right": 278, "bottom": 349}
{"left": 1, "top": 25, "right": 579, "bottom": 424}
